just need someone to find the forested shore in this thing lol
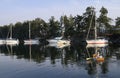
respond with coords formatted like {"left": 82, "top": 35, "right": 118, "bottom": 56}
{"left": 0, "top": 6, "right": 120, "bottom": 40}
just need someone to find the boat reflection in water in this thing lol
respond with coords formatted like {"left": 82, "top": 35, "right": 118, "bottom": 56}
{"left": 0, "top": 43, "right": 120, "bottom": 78}
{"left": 85, "top": 43, "right": 109, "bottom": 76}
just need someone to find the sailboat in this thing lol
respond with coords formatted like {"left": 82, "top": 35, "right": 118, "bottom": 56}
{"left": 5, "top": 24, "right": 19, "bottom": 45}
{"left": 24, "top": 22, "right": 39, "bottom": 45}
{"left": 86, "top": 8, "right": 108, "bottom": 44}
{"left": 47, "top": 37, "right": 69, "bottom": 44}
{"left": 47, "top": 37, "right": 70, "bottom": 49}
{"left": 47, "top": 17, "right": 70, "bottom": 48}
{"left": 47, "top": 37, "right": 70, "bottom": 48}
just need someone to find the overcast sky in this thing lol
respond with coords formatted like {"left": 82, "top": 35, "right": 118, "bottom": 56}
{"left": 0, "top": 0, "right": 120, "bottom": 25}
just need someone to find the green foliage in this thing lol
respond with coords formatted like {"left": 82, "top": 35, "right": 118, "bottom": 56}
{"left": 100, "top": 7, "right": 108, "bottom": 15}
{"left": 115, "top": 17, "right": 120, "bottom": 27}
{"left": 97, "top": 7, "right": 112, "bottom": 29}
{"left": 48, "top": 16, "right": 60, "bottom": 38}
{"left": 111, "top": 17, "right": 120, "bottom": 34}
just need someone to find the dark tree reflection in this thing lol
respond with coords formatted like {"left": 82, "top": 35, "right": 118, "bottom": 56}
{"left": 0, "top": 44, "right": 120, "bottom": 76}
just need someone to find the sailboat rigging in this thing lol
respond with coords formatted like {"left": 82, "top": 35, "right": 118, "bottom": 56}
{"left": 86, "top": 8, "right": 108, "bottom": 44}
{"left": 5, "top": 24, "right": 19, "bottom": 45}
{"left": 24, "top": 22, "right": 39, "bottom": 45}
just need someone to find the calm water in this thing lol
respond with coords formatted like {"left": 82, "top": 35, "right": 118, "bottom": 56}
{"left": 0, "top": 44, "right": 120, "bottom": 78}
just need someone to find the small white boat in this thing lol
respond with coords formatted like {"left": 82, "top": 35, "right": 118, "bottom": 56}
{"left": 24, "top": 39, "right": 39, "bottom": 45}
{"left": 47, "top": 37, "right": 70, "bottom": 45}
{"left": 47, "top": 41, "right": 70, "bottom": 48}
{"left": 47, "top": 37, "right": 70, "bottom": 48}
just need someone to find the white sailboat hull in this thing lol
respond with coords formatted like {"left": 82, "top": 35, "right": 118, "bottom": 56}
{"left": 47, "top": 37, "right": 70, "bottom": 48}
{"left": 48, "top": 39, "right": 70, "bottom": 45}
{"left": 0, "top": 39, "right": 5, "bottom": 45}
{"left": 87, "top": 43, "right": 108, "bottom": 48}
{"left": 24, "top": 39, "right": 39, "bottom": 45}
{"left": 47, "top": 40, "right": 70, "bottom": 48}
{"left": 5, "top": 39, "right": 19, "bottom": 45}
{"left": 87, "top": 39, "right": 108, "bottom": 44}
{"left": 58, "top": 40, "right": 70, "bottom": 44}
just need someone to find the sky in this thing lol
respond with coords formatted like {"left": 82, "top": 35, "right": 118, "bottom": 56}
{"left": 0, "top": 0, "right": 120, "bottom": 26}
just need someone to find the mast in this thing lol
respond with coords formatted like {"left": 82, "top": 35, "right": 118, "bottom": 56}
{"left": 94, "top": 11, "right": 97, "bottom": 40}
{"left": 62, "top": 17, "right": 65, "bottom": 37}
{"left": 10, "top": 24, "right": 12, "bottom": 39}
{"left": 86, "top": 8, "right": 94, "bottom": 40}
{"left": 29, "top": 22, "right": 31, "bottom": 40}
{"left": 60, "top": 15, "right": 65, "bottom": 38}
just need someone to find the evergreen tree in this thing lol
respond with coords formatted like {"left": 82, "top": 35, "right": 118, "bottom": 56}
{"left": 115, "top": 17, "right": 120, "bottom": 27}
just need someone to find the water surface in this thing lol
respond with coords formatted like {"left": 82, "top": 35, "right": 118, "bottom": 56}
{"left": 0, "top": 44, "right": 120, "bottom": 78}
